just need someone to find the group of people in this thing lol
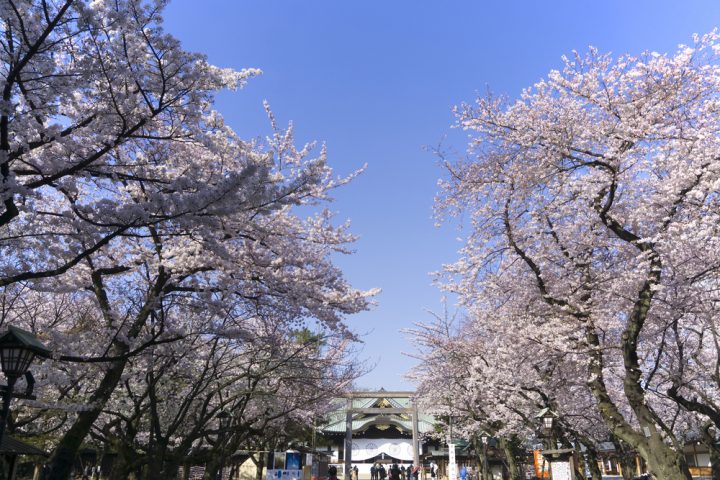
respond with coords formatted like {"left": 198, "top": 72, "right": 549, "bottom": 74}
{"left": 328, "top": 461, "right": 442, "bottom": 480}
{"left": 369, "top": 462, "right": 421, "bottom": 480}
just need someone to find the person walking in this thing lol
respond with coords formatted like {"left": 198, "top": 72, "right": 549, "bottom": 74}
{"left": 411, "top": 464, "right": 420, "bottom": 480}
{"left": 400, "top": 464, "right": 406, "bottom": 480}
{"left": 390, "top": 462, "right": 400, "bottom": 480}
{"left": 371, "top": 464, "right": 377, "bottom": 480}
{"left": 353, "top": 466, "right": 359, "bottom": 480}
{"left": 329, "top": 466, "right": 339, "bottom": 480}
{"left": 379, "top": 464, "right": 387, "bottom": 480}
{"left": 460, "top": 465, "right": 467, "bottom": 480}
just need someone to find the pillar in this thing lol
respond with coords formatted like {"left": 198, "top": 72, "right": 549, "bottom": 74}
{"left": 345, "top": 397, "right": 353, "bottom": 480}
{"left": 412, "top": 402, "right": 420, "bottom": 466}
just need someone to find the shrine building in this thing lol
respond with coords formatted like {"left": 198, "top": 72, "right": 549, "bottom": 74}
{"left": 319, "top": 390, "right": 438, "bottom": 479}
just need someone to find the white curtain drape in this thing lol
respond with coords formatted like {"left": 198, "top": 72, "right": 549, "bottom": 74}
{"left": 350, "top": 438, "right": 414, "bottom": 461}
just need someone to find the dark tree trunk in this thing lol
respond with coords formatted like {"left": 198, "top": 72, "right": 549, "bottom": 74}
{"left": 584, "top": 322, "right": 693, "bottom": 480}
{"left": 202, "top": 452, "right": 222, "bottom": 480}
{"left": 254, "top": 452, "right": 267, "bottom": 480}
{"left": 498, "top": 437, "right": 522, "bottom": 480}
{"left": 157, "top": 461, "right": 183, "bottom": 480}
{"left": 107, "top": 455, "right": 134, "bottom": 480}
{"left": 46, "top": 271, "right": 168, "bottom": 479}
{"left": 47, "top": 358, "right": 129, "bottom": 480}
{"left": 612, "top": 438, "right": 638, "bottom": 480}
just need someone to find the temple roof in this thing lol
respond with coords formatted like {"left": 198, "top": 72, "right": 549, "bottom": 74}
{"left": 0, "top": 435, "right": 48, "bottom": 456}
{"left": 321, "top": 392, "right": 436, "bottom": 435}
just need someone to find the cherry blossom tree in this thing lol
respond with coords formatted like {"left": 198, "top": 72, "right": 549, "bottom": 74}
{"left": 407, "top": 309, "right": 612, "bottom": 480}
{"left": 406, "top": 312, "right": 526, "bottom": 480}
{"left": 435, "top": 32, "right": 720, "bottom": 480}
{"left": 0, "top": 1, "right": 375, "bottom": 479}
{"left": 87, "top": 321, "right": 358, "bottom": 480}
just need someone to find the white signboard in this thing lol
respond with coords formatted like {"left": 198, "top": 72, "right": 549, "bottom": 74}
{"left": 549, "top": 461, "right": 572, "bottom": 480}
{"left": 448, "top": 444, "right": 457, "bottom": 480}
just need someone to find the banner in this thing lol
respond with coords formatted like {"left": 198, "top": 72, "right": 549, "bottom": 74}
{"left": 349, "top": 438, "right": 414, "bottom": 461}
{"left": 448, "top": 444, "right": 456, "bottom": 480}
{"left": 287, "top": 452, "right": 301, "bottom": 470}
{"left": 267, "top": 470, "right": 303, "bottom": 480}
{"left": 533, "top": 450, "right": 551, "bottom": 479}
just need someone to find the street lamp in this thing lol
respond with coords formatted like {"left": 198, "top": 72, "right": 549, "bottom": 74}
{"left": 535, "top": 408, "right": 557, "bottom": 437}
{"left": 479, "top": 433, "right": 489, "bottom": 480}
{"left": 0, "top": 326, "right": 50, "bottom": 441}
{"left": 217, "top": 410, "right": 231, "bottom": 430}
{"left": 217, "top": 411, "right": 232, "bottom": 480}
{"left": 542, "top": 415, "right": 554, "bottom": 431}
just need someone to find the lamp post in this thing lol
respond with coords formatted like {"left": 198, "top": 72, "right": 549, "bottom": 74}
{"left": 535, "top": 408, "right": 566, "bottom": 479}
{"left": 534, "top": 408, "right": 557, "bottom": 450}
{"left": 0, "top": 326, "right": 50, "bottom": 443}
{"left": 217, "top": 411, "right": 231, "bottom": 480}
{"left": 541, "top": 414, "right": 554, "bottom": 434}
{"left": 479, "top": 433, "right": 489, "bottom": 480}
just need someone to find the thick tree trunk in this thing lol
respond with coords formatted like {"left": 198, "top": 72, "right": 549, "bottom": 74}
{"left": 618, "top": 456, "right": 636, "bottom": 480}
{"left": 588, "top": 382, "right": 692, "bottom": 480}
{"left": 202, "top": 453, "right": 222, "bottom": 480}
{"left": 477, "top": 448, "right": 489, "bottom": 480}
{"left": 254, "top": 452, "right": 267, "bottom": 480}
{"left": 584, "top": 324, "right": 692, "bottom": 480}
{"left": 645, "top": 446, "right": 690, "bottom": 480}
{"left": 612, "top": 438, "right": 637, "bottom": 480}
{"left": 105, "top": 437, "right": 142, "bottom": 480}
{"left": 158, "top": 462, "right": 183, "bottom": 480}
{"left": 498, "top": 437, "right": 522, "bottom": 480}
{"left": 582, "top": 193, "right": 693, "bottom": 480}
{"left": 107, "top": 452, "right": 134, "bottom": 480}
{"left": 46, "top": 271, "right": 168, "bottom": 479}
{"left": 143, "top": 440, "right": 182, "bottom": 480}
{"left": 47, "top": 359, "right": 129, "bottom": 480}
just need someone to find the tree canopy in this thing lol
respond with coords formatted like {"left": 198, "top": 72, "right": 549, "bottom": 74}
{"left": 413, "top": 31, "right": 720, "bottom": 480}
{"left": 0, "top": 1, "right": 375, "bottom": 479}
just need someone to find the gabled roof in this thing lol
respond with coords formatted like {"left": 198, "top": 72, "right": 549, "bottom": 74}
{"left": 321, "top": 393, "right": 436, "bottom": 435}
{"left": 0, "top": 435, "right": 48, "bottom": 456}
{"left": 0, "top": 326, "right": 51, "bottom": 357}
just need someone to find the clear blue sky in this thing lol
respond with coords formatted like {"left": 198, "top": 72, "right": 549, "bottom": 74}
{"left": 163, "top": 1, "right": 720, "bottom": 390}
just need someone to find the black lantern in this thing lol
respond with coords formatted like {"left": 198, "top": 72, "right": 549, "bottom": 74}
{"left": 216, "top": 410, "right": 232, "bottom": 480}
{"left": 0, "top": 326, "right": 50, "bottom": 379}
{"left": 479, "top": 431, "right": 490, "bottom": 480}
{"left": 543, "top": 416, "right": 554, "bottom": 430}
{"left": 0, "top": 326, "right": 51, "bottom": 448}
{"left": 535, "top": 407, "right": 557, "bottom": 436}
{"left": 217, "top": 410, "right": 231, "bottom": 430}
